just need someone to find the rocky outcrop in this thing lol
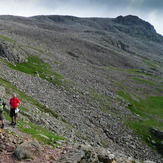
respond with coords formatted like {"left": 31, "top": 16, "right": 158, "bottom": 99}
{"left": 0, "top": 40, "right": 27, "bottom": 63}
{"left": 14, "top": 140, "right": 42, "bottom": 160}
{"left": 112, "top": 15, "right": 163, "bottom": 43}
{"left": 151, "top": 128, "right": 163, "bottom": 140}
{"left": 57, "top": 144, "right": 154, "bottom": 163}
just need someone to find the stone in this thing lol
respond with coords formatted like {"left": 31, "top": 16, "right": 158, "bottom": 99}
{"left": 14, "top": 140, "right": 42, "bottom": 160}
{"left": 6, "top": 145, "right": 15, "bottom": 152}
{"left": 0, "top": 144, "right": 6, "bottom": 150}
{"left": 151, "top": 140, "right": 156, "bottom": 145}
{"left": 50, "top": 155, "right": 57, "bottom": 161}
{"left": 45, "top": 155, "right": 50, "bottom": 160}
{"left": 57, "top": 148, "right": 85, "bottom": 163}
{"left": 94, "top": 147, "right": 111, "bottom": 162}
{"left": 151, "top": 128, "right": 163, "bottom": 140}
{"left": 80, "top": 149, "right": 99, "bottom": 163}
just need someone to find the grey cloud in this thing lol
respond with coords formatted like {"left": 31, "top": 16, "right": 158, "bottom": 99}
{"left": 88, "top": 0, "right": 163, "bottom": 12}
{"left": 140, "top": 0, "right": 163, "bottom": 10}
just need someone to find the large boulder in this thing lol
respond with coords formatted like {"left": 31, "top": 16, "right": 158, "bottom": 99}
{"left": 57, "top": 148, "right": 85, "bottom": 163}
{"left": 14, "top": 140, "right": 42, "bottom": 160}
{"left": 151, "top": 128, "right": 163, "bottom": 140}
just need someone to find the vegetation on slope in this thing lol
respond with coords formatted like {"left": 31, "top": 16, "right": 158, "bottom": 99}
{"left": 6, "top": 56, "right": 63, "bottom": 85}
{"left": 119, "top": 90, "right": 163, "bottom": 152}
{"left": 0, "top": 77, "right": 66, "bottom": 145}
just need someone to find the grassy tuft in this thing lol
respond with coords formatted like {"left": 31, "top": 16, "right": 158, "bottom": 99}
{"left": 0, "top": 34, "right": 16, "bottom": 44}
{"left": 114, "top": 81, "right": 127, "bottom": 89}
{"left": 26, "top": 45, "right": 44, "bottom": 53}
{"left": 17, "top": 120, "right": 66, "bottom": 145}
{"left": 131, "top": 77, "right": 156, "bottom": 86}
{"left": 6, "top": 56, "right": 64, "bottom": 85}
{"left": 119, "top": 90, "right": 163, "bottom": 151}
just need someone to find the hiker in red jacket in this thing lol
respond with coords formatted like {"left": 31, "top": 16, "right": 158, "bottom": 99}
{"left": 9, "top": 94, "right": 21, "bottom": 127}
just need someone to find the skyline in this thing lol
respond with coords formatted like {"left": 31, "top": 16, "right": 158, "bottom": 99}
{"left": 0, "top": 0, "right": 162, "bottom": 35}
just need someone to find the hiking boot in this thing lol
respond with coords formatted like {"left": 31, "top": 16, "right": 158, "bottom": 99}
{"left": 1, "top": 124, "right": 4, "bottom": 129}
{"left": 13, "top": 123, "right": 16, "bottom": 128}
{"left": 9, "top": 121, "right": 14, "bottom": 125}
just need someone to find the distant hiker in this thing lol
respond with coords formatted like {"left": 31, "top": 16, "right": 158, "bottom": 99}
{"left": 0, "top": 98, "right": 6, "bottom": 129}
{"left": 9, "top": 94, "right": 21, "bottom": 127}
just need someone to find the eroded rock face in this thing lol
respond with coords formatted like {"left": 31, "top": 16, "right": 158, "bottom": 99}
{"left": 0, "top": 40, "right": 27, "bottom": 63}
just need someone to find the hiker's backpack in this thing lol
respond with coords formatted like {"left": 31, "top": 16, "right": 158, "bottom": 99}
{"left": 0, "top": 100, "right": 4, "bottom": 112}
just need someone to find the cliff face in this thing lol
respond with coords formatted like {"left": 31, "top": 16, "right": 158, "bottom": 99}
{"left": 0, "top": 15, "right": 163, "bottom": 162}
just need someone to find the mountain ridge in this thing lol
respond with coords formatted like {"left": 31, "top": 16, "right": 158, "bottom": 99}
{"left": 0, "top": 14, "right": 163, "bottom": 162}
{"left": 32, "top": 14, "right": 163, "bottom": 42}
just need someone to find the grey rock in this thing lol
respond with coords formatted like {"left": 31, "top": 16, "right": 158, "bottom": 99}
{"left": 57, "top": 148, "right": 85, "bottom": 163}
{"left": 151, "top": 128, "right": 163, "bottom": 140}
{"left": 151, "top": 140, "right": 156, "bottom": 145}
{"left": 14, "top": 140, "right": 42, "bottom": 160}
{"left": 0, "top": 40, "right": 27, "bottom": 63}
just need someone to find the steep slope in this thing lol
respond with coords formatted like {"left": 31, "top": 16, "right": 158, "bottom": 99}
{"left": 0, "top": 15, "right": 163, "bottom": 162}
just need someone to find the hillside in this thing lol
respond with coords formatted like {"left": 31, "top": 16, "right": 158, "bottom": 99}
{"left": 0, "top": 15, "right": 163, "bottom": 162}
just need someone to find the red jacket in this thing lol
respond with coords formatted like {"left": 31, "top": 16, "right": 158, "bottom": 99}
{"left": 10, "top": 97, "right": 20, "bottom": 108}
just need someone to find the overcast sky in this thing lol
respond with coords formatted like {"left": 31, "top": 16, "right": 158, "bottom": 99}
{"left": 0, "top": 0, "right": 163, "bottom": 35}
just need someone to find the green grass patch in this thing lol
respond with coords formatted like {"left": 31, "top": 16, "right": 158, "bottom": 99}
{"left": 108, "top": 67, "right": 160, "bottom": 79}
{"left": 26, "top": 45, "right": 44, "bottom": 53}
{"left": 132, "top": 77, "right": 156, "bottom": 86}
{"left": 119, "top": 90, "right": 163, "bottom": 151}
{"left": 119, "top": 90, "right": 163, "bottom": 119}
{"left": 100, "top": 107, "right": 108, "bottom": 113}
{"left": 17, "top": 120, "right": 66, "bottom": 145}
{"left": 125, "top": 69, "right": 142, "bottom": 74}
{"left": 114, "top": 81, "right": 127, "bottom": 89}
{"left": 6, "top": 55, "right": 64, "bottom": 86}
{"left": 155, "top": 88, "right": 163, "bottom": 93}
{"left": 126, "top": 120, "right": 162, "bottom": 150}
{"left": 144, "top": 60, "right": 157, "bottom": 68}
{"left": 0, "top": 34, "right": 16, "bottom": 44}
{"left": 3, "top": 110, "right": 10, "bottom": 121}
{"left": 21, "top": 107, "right": 29, "bottom": 112}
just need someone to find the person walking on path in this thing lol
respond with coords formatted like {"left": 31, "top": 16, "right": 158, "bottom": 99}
{"left": 0, "top": 98, "right": 6, "bottom": 129}
{"left": 10, "top": 93, "right": 21, "bottom": 127}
